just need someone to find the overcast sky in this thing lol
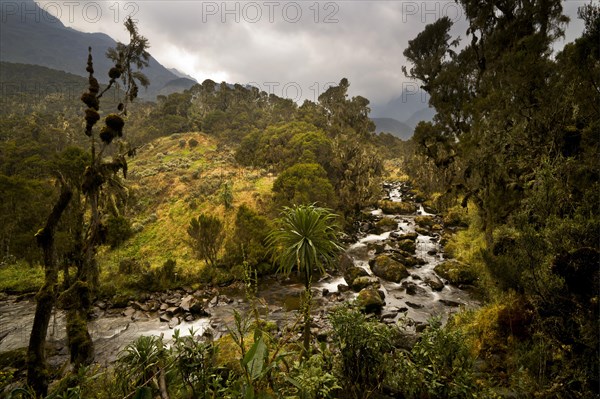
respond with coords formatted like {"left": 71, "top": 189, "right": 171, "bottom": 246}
{"left": 35, "top": 0, "right": 588, "bottom": 106}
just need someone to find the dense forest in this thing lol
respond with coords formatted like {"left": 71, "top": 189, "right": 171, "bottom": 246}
{"left": 0, "top": 1, "right": 598, "bottom": 398}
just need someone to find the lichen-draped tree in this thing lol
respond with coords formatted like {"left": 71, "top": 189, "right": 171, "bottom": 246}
{"left": 27, "top": 17, "right": 149, "bottom": 396}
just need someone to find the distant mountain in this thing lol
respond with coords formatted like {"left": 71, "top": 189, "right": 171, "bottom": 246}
{"left": 0, "top": 0, "right": 180, "bottom": 99}
{"left": 371, "top": 117, "right": 413, "bottom": 140}
{"left": 405, "top": 107, "right": 436, "bottom": 129}
{"left": 370, "top": 87, "right": 435, "bottom": 136}
{"left": 157, "top": 78, "right": 198, "bottom": 97}
{"left": 168, "top": 68, "right": 197, "bottom": 81}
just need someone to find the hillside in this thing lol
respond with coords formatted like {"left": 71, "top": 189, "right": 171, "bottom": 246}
{"left": 100, "top": 132, "right": 275, "bottom": 271}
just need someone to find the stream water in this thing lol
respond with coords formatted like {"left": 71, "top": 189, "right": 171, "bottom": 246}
{"left": 0, "top": 182, "right": 479, "bottom": 365}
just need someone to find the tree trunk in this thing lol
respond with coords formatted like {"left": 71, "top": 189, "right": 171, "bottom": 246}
{"left": 27, "top": 185, "right": 72, "bottom": 397}
{"left": 302, "top": 273, "right": 312, "bottom": 357}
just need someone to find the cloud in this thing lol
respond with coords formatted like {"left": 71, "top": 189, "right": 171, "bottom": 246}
{"left": 40, "top": 0, "right": 589, "bottom": 106}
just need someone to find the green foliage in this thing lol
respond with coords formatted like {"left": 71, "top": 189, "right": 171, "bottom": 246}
{"left": 267, "top": 204, "right": 342, "bottom": 285}
{"left": 329, "top": 306, "right": 392, "bottom": 397}
{"left": 283, "top": 352, "right": 340, "bottom": 399}
{"left": 272, "top": 163, "right": 336, "bottom": 208}
{"left": 171, "top": 328, "right": 225, "bottom": 398}
{"left": 115, "top": 335, "right": 167, "bottom": 397}
{"left": 221, "top": 181, "right": 234, "bottom": 210}
{"left": 387, "top": 319, "right": 484, "bottom": 398}
{"left": 105, "top": 215, "right": 133, "bottom": 249}
{"left": 224, "top": 205, "right": 271, "bottom": 272}
{"left": 236, "top": 122, "right": 330, "bottom": 172}
{"left": 187, "top": 213, "right": 225, "bottom": 267}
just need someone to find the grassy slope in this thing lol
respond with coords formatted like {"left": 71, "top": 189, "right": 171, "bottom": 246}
{"left": 98, "top": 132, "right": 275, "bottom": 278}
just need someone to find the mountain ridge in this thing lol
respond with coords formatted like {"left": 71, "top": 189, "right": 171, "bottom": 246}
{"left": 0, "top": 0, "right": 180, "bottom": 99}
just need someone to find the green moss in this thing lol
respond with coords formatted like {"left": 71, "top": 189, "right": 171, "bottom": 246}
{"left": 434, "top": 260, "right": 477, "bottom": 285}
{"left": 0, "top": 262, "right": 44, "bottom": 293}
{"left": 378, "top": 200, "right": 416, "bottom": 215}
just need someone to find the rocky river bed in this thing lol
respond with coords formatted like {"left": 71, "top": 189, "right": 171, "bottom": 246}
{"left": 0, "top": 182, "right": 479, "bottom": 366}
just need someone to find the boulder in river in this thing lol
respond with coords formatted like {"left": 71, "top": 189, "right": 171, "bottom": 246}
{"left": 351, "top": 276, "right": 380, "bottom": 291}
{"left": 398, "top": 232, "right": 419, "bottom": 241}
{"left": 396, "top": 239, "right": 417, "bottom": 254}
{"left": 369, "top": 255, "right": 410, "bottom": 283}
{"left": 401, "top": 281, "right": 427, "bottom": 296}
{"left": 378, "top": 200, "right": 417, "bottom": 215}
{"left": 344, "top": 266, "right": 369, "bottom": 286}
{"left": 415, "top": 215, "right": 436, "bottom": 229}
{"left": 357, "top": 288, "right": 385, "bottom": 313}
{"left": 434, "top": 260, "right": 477, "bottom": 285}
{"left": 338, "top": 253, "right": 354, "bottom": 273}
{"left": 424, "top": 275, "right": 445, "bottom": 291}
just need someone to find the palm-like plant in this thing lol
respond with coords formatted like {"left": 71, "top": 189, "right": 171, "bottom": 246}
{"left": 266, "top": 204, "right": 342, "bottom": 354}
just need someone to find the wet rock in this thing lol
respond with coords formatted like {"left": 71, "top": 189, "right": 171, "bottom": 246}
{"left": 337, "top": 284, "right": 350, "bottom": 293}
{"left": 425, "top": 275, "right": 445, "bottom": 291}
{"left": 367, "top": 242, "right": 386, "bottom": 254}
{"left": 415, "top": 216, "right": 436, "bottom": 229}
{"left": 96, "top": 301, "right": 107, "bottom": 310}
{"left": 406, "top": 301, "right": 423, "bottom": 309}
{"left": 427, "top": 249, "right": 438, "bottom": 256}
{"left": 159, "top": 314, "right": 171, "bottom": 323}
{"left": 351, "top": 276, "right": 380, "bottom": 291}
{"left": 415, "top": 226, "right": 430, "bottom": 236}
{"left": 434, "top": 261, "right": 477, "bottom": 285}
{"left": 344, "top": 266, "right": 369, "bottom": 286}
{"left": 339, "top": 253, "right": 354, "bottom": 273}
{"left": 132, "top": 301, "right": 149, "bottom": 312}
{"left": 179, "top": 295, "right": 197, "bottom": 312}
{"left": 165, "top": 297, "right": 179, "bottom": 306}
{"left": 166, "top": 306, "right": 179, "bottom": 316}
{"left": 381, "top": 310, "right": 398, "bottom": 320}
{"left": 403, "top": 256, "right": 426, "bottom": 268}
{"left": 378, "top": 200, "right": 417, "bottom": 215}
{"left": 415, "top": 322, "right": 428, "bottom": 333}
{"left": 401, "top": 281, "right": 427, "bottom": 296}
{"left": 322, "top": 288, "right": 330, "bottom": 297}
{"left": 374, "top": 217, "right": 398, "bottom": 233}
{"left": 184, "top": 314, "right": 195, "bottom": 322}
{"left": 159, "top": 303, "right": 169, "bottom": 311}
{"left": 370, "top": 255, "right": 410, "bottom": 283}
{"left": 168, "top": 317, "right": 181, "bottom": 329}
{"left": 396, "top": 239, "right": 416, "bottom": 254}
{"left": 398, "top": 232, "right": 419, "bottom": 241}
{"left": 439, "top": 299, "right": 463, "bottom": 307}
{"left": 357, "top": 288, "right": 385, "bottom": 313}
{"left": 122, "top": 307, "right": 136, "bottom": 318}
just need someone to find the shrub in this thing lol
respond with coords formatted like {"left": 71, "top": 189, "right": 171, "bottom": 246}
{"left": 329, "top": 306, "right": 392, "bottom": 397}
{"left": 386, "top": 319, "right": 484, "bottom": 398}
{"left": 187, "top": 213, "right": 225, "bottom": 267}
{"left": 105, "top": 215, "right": 133, "bottom": 249}
{"left": 272, "top": 163, "right": 336, "bottom": 208}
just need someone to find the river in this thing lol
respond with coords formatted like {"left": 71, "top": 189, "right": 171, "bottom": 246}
{"left": 0, "top": 182, "right": 479, "bottom": 365}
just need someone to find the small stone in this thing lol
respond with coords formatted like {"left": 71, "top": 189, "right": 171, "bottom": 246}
{"left": 168, "top": 317, "right": 181, "bottom": 329}
{"left": 337, "top": 284, "right": 350, "bottom": 293}
{"left": 439, "top": 299, "right": 463, "bottom": 307}
{"left": 406, "top": 301, "right": 423, "bottom": 309}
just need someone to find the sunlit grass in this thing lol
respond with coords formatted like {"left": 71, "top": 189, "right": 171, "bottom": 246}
{"left": 0, "top": 262, "right": 44, "bottom": 293}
